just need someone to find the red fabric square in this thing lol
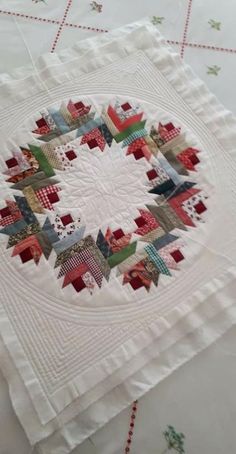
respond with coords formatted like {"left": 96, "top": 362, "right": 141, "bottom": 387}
{"left": 87, "top": 139, "right": 98, "bottom": 149}
{"left": 72, "top": 276, "right": 86, "bottom": 292}
{"left": 129, "top": 276, "right": 144, "bottom": 290}
{"left": 113, "top": 229, "right": 124, "bottom": 240}
{"left": 135, "top": 216, "right": 146, "bottom": 227}
{"left": 6, "top": 158, "right": 18, "bottom": 168}
{"left": 146, "top": 169, "right": 158, "bottom": 181}
{"left": 74, "top": 101, "right": 85, "bottom": 110}
{"left": 48, "top": 192, "right": 59, "bottom": 204}
{"left": 133, "top": 149, "right": 144, "bottom": 160}
{"left": 36, "top": 118, "right": 47, "bottom": 128}
{"left": 65, "top": 150, "right": 77, "bottom": 161}
{"left": 0, "top": 207, "right": 11, "bottom": 218}
{"left": 171, "top": 250, "right": 184, "bottom": 263}
{"left": 189, "top": 154, "right": 200, "bottom": 165}
{"left": 60, "top": 214, "right": 73, "bottom": 226}
{"left": 194, "top": 201, "right": 206, "bottom": 214}
{"left": 20, "top": 248, "right": 33, "bottom": 263}
{"left": 121, "top": 102, "right": 131, "bottom": 111}
{"left": 165, "top": 122, "right": 174, "bottom": 131}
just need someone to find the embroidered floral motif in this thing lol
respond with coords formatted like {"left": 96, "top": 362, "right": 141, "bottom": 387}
{"left": 162, "top": 425, "right": 185, "bottom": 453}
{"left": 152, "top": 16, "right": 165, "bottom": 26}
{"left": 90, "top": 1, "right": 103, "bottom": 13}
{"left": 0, "top": 98, "right": 208, "bottom": 295}
{"left": 207, "top": 65, "right": 221, "bottom": 75}
{"left": 208, "top": 19, "right": 221, "bottom": 31}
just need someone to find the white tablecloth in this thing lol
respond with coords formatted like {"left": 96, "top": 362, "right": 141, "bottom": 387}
{"left": 0, "top": 1, "right": 235, "bottom": 452}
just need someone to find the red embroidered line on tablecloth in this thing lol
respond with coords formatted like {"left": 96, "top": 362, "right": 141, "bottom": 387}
{"left": 124, "top": 401, "right": 138, "bottom": 453}
{"left": 51, "top": 0, "right": 73, "bottom": 52}
{"left": 0, "top": 8, "right": 108, "bottom": 33}
{"left": 167, "top": 39, "right": 236, "bottom": 54}
{"left": 1, "top": 8, "right": 236, "bottom": 54}
{"left": 180, "top": 0, "right": 193, "bottom": 58}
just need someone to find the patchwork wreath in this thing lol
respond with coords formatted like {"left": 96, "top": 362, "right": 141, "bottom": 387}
{"left": 0, "top": 98, "right": 207, "bottom": 294}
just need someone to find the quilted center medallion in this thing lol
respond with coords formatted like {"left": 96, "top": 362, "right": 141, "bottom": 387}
{"left": 0, "top": 96, "right": 208, "bottom": 298}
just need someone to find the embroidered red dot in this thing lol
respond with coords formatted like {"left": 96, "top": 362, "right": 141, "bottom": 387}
{"left": 124, "top": 401, "right": 138, "bottom": 453}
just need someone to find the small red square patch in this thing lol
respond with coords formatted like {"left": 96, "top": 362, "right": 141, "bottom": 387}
{"left": 48, "top": 192, "right": 59, "bottom": 204}
{"left": 146, "top": 169, "right": 158, "bottom": 181}
{"left": 6, "top": 158, "right": 18, "bottom": 169}
{"left": 87, "top": 139, "right": 98, "bottom": 149}
{"left": 20, "top": 248, "right": 33, "bottom": 263}
{"left": 194, "top": 201, "right": 206, "bottom": 214}
{"left": 74, "top": 101, "right": 85, "bottom": 110}
{"left": 60, "top": 214, "right": 73, "bottom": 226}
{"left": 129, "top": 276, "right": 144, "bottom": 290}
{"left": 113, "top": 228, "right": 124, "bottom": 240}
{"left": 72, "top": 276, "right": 86, "bottom": 292}
{"left": 171, "top": 250, "right": 184, "bottom": 263}
{"left": 0, "top": 206, "right": 11, "bottom": 218}
{"left": 133, "top": 149, "right": 144, "bottom": 160}
{"left": 65, "top": 150, "right": 77, "bottom": 161}
{"left": 165, "top": 122, "right": 174, "bottom": 131}
{"left": 135, "top": 216, "right": 146, "bottom": 227}
{"left": 121, "top": 102, "right": 131, "bottom": 111}
{"left": 189, "top": 154, "right": 200, "bottom": 165}
{"left": 36, "top": 118, "right": 47, "bottom": 128}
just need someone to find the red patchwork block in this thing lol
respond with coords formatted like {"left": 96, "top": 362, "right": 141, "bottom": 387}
{"left": 61, "top": 214, "right": 73, "bottom": 226}
{"left": 171, "top": 250, "right": 184, "bottom": 263}
{"left": 65, "top": 150, "right": 77, "bottom": 161}
{"left": 133, "top": 149, "right": 144, "bottom": 160}
{"left": 194, "top": 201, "right": 206, "bottom": 214}
{"left": 20, "top": 248, "right": 33, "bottom": 263}
{"left": 129, "top": 276, "right": 144, "bottom": 290}
{"left": 47, "top": 192, "right": 59, "bottom": 204}
{"left": 146, "top": 169, "right": 158, "bottom": 180}
{"left": 72, "top": 276, "right": 86, "bottom": 292}
{"left": 113, "top": 228, "right": 125, "bottom": 240}
{"left": 121, "top": 102, "right": 132, "bottom": 111}
{"left": 0, "top": 206, "right": 11, "bottom": 217}
{"left": 135, "top": 216, "right": 146, "bottom": 228}
{"left": 6, "top": 158, "right": 18, "bottom": 169}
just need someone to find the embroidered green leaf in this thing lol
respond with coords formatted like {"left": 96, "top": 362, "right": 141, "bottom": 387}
{"left": 90, "top": 1, "right": 103, "bottom": 13}
{"left": 208, "top": 19, "right": 221, "bottom": 30}
{"left": 207, "top": 65, "right": 221, "bottom": 76}
{"left": 152, "top": 16, "right": 165, "bottom": 26}
{"left": 163, "top": 425, "right": 185, "bottom": 453}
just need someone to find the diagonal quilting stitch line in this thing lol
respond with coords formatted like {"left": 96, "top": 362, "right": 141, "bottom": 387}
{"left": 180, "top": 0, "right": 193, "bottom": 58}
{"left": 51, "top": 0, "right": 73, "bottom": 53}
